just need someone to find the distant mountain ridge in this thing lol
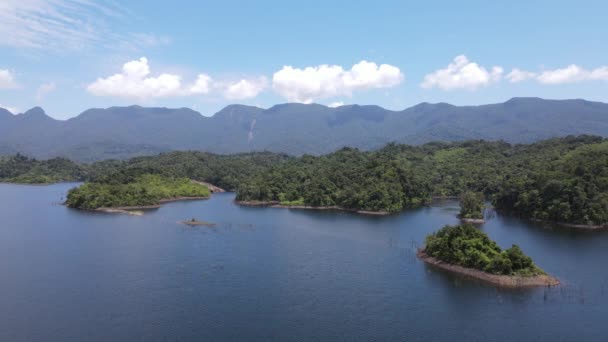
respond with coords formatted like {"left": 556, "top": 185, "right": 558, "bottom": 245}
{"left": 1, "top": 97, "right": 608, "bottom": 161}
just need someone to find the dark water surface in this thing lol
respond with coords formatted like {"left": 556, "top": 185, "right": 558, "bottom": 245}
{"left": 1, "top": 183, "right": 607, "bottom": 341}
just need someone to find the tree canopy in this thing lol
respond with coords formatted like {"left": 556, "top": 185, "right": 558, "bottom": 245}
{"left": 424, "top": 224, "right": 544, "bottom": 276}
{"left": 460, "top": 191, "right": 485, "bottom": 219}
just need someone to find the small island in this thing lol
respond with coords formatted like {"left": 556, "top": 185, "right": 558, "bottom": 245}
{"left": 459, "top": 191, "right": 485, "bottom": 223}
{"left": 418, "top": 224, "right": 559, "bottom": 287}
{"left": 65, "top": 174, "right": 211, "bottom": 212}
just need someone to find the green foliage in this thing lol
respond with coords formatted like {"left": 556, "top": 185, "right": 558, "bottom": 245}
{"left": 493, "top": 137, "right": 608, "bottom": 225}
{"left": 65, "top": 174, "right": 210, "bottom": 209}
{"left": 0, "top": 154, "right": 86, "bottom": 183}
{"left": 87, "top": 151, "right": 287, "bottom": 191}
{"left": 237, "top": 136, "right": 608, "bottom": 223}
{"left": 425, "top": 224, "right": 545, "bottom": 276}
{"left": 460, "top": 191, "right": 484, "bottom": 219}
{"left": 3, "top": 135, "right": 608, "bottom": 225}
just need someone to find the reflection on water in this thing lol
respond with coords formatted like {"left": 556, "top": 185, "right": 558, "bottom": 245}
{"left": 0, "top": 183, "right": 607, "bottom": 341}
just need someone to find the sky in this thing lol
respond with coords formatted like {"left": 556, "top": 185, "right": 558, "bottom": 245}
{"left": 0, "top": 0, "right": 607, "bottom": 119}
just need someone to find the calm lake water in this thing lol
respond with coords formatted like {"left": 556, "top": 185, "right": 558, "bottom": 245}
{"left": 1, "top": 183, "right": 607, "bottom": 341}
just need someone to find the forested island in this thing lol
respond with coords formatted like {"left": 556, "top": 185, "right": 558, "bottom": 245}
{"left": 2, "top": 136, "right": 607, "bottom": 226}
{"left": 418, "top": 224, "right": 559, "bottom": 287}
{"left": 65, "top": 174, "right": 210, "bottom": 210}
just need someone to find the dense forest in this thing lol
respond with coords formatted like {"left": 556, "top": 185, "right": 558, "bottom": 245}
{"left": 65, "top": 174, "right": 210, "bottom": 209}
{"left": 424, "top": 224, "right": 545, "bottom": 276}
{"left": 236, "top": 135, "right": 608, "bottom": 225}
{"left": 85, "top": 151, "right": 288, "bottom": 191}
{"left": 0, "top": 151, "right": 287, "bottom": 189}
{"left": 0, "top": 154, "right": 86, "bottom": 183}
{"left": 2, "top": 136, "right": 607, "bottom": 225}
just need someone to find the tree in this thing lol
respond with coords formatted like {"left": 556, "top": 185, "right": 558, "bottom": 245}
{"left": 459, "top": 191, "right": 484, "bottom": 219}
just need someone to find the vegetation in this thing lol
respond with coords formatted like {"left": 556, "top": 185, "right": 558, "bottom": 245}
{"left": 65, "top": 174, "right": 210, "bottom": 209}
{"left": 86, "top": 151, "right": 288, "bottom": 191}
{"left": 424, "top": 224, "right": 545, "bottom": 276}
{"left": 2, "top": 136, "right": 607, "bottom": 225}
{"left": 237, "top": 136, "right": 608, "bottom": 225}
{"left": 459, "top": 191, "right": 485, "bottom": 219}
{"left": 0, "top": 154, "right": 86, "bottom": 183}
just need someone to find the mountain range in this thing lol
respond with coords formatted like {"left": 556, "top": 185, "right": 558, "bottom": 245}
{"left": 1, "top": 97, "right": 608, "bottom": 161}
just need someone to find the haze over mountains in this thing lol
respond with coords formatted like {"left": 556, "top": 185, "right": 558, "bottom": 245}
{"left": 1, "top": 97, "right": 608, "bottom": 161}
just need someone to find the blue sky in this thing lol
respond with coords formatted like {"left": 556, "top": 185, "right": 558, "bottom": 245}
{"left": 1, "top": 0, "right": 607, "bottom": 119}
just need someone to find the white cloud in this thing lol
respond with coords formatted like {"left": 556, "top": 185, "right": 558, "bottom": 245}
{"left": 0, "top": 69, "right": 18, "bottom": 89}
{"left": 537, "top": 64, "right": 608, "bottom": 84}
{"left": 504, "top": 64, "right": 608, "bottom": 85}
{"left": 87, "top": 57, "right": 183, "bottom": 99}
{"left": 189, "top": 74, "right": 213, "bottom": 94}
{"left": 537, "top": 64, "right": 586, "bottom": 84}
{"left": 421, "top": 55, "right": 503, "bottom": 90}
{"left": 0, "top": 0, "right": 167, "bottom": 52}
{"left": 272, "top": 60, "right": 403, "bottom": 103}
{"left": 0, "top": 104, "right": 19, "bottom": 114}
{"left": 87, "top": 57, "right": 267, "bottom": 101}
{"left": 328, "top": 101, "right": 344, "bottom": 108}
{"left": 36, "top": 82, "right": 56, "bottom": 101}
{"left": 589, "top": 66, "right": 608, "bottom": 81}
{"left": 506, "top": 68, "right": 537, "bottom": 83}
{"left": 223, "top": 77, "right": 267, "bottom": 100}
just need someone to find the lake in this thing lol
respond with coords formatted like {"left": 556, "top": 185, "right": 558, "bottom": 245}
{"left": 1, "top": 183, "right": 607, "bottom": 341}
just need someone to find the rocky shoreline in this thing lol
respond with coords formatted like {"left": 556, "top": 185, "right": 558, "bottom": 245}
{"left": 191, "top": 180, "right": 226, "bottom": 193}
{"left": 236, "top": 200, "right": 391, "bottom": 216}
{"left": 417, "top": 250, "right": 560, "bottom": 288}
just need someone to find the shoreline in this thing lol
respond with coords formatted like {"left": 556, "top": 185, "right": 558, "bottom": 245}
{"left": 532, "top": 219, "right": 607, "bottom": 230}
{"left": 191, "top": 180, "right": 226, "bottom": 193}
{"left": 236, "top": 200, "right": 392, "bottom": 216}
{"left": 417, "top": 250, "right": 559, "bottom": 288}
{"left": 86, "top": 196, "right": 211, "bottom": 215}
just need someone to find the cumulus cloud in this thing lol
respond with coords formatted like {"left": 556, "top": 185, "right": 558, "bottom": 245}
{"left": 421, "top": 55, "right": 503, "bottom": 90}
{"left": 223, "top": 77, "right": 267, "bottom": 100}
{"left": 506, "top": 68, "right": 537, "bottom": 83}
{"left": 328, "top": 101, "right": 344, "bottom": 108}
{"left": 87, "top": 57, "right": 267, "bottom": 101}
{"left": 36, "top": 82, "right": 56, "bottom": 101}
{"left": 0, "top": 69, "right": 18, "bottom": 89}
{"left": 272, "top": 60, "right": 403, "bottom": 103}
{"left": 87, "top": 57, "right": 183, "bottom": 99}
